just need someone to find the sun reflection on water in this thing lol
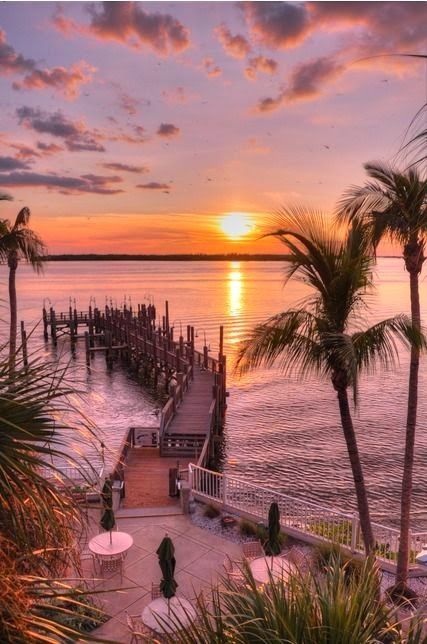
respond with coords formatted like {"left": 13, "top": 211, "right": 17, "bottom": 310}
{"left": 228, "top": 262, "right": 243, "bottom": 318}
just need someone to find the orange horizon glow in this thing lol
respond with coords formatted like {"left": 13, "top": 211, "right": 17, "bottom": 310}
{"left": 0, "top": 3, "right": 424, "bottom": 255}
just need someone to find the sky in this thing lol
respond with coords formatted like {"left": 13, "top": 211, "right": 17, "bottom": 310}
{"left": 0, "top": 1, "right": 426, "bottom": 254}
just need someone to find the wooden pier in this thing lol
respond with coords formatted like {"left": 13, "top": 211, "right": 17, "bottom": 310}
{"left": 42, "top": 301, "right": 227, "bottom": 502}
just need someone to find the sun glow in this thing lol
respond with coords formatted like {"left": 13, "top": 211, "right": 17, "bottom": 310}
{"left": 220, "top": 212, "right": 253, "bottom": 239}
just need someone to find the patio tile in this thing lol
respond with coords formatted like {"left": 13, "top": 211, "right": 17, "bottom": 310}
{"left": 170, "top": 534, "right": 210, "bottom": 569}
{"left": 123, "top": 542, "right": 151, "bottom": 567}
{"left": 124, "top": 551, "right": 165, "bottom": 587}
{"left": 183, "top": 548, "right": 226, "bottom": 585}
{"left": 93, "top": 614, "right": 132, "bottom": 642}
{"left": 174, "top": 568, "right": 210, "bottom": 601}
{"left": 121, "top": 588, "right": 154, "bottom": 616}
{"left": 130, "top": 523, "right": 181, "bottom": 552}
{"left": 98, "top": 585, "right": 149, "bottom": 619}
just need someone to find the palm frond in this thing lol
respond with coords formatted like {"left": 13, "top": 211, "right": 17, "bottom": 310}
{"left": 13, "top": 206, "right": 31, "bottom": 229}
{"left": 353, "top": 315, "right": 426, "bottom": 374}
{"left": 336, "top": 162, "right": 427, "bottom": 249}
{"left": 235, "top": 310, "right": 325, "bottom": 382}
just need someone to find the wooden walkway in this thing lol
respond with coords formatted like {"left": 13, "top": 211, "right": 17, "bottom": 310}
{"left": 123, "top": 448, "right": 190, "bottom": 508}
{"left": 42, "top": 302, "right": 227, "bottom": 509}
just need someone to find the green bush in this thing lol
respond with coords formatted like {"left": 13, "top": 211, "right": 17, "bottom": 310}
{"left": 166, "top": 556, "right": 425, "bottom": 643}
{"left": 203, "top": 503, "right": 220, "bottom": 519}
{"left": 239, "top": 518, "right": 258, "bottom": 537}
{"left": 312, "top": 542, "right": 364, "bottom": 583}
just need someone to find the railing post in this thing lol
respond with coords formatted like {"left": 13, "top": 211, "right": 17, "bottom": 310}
{"left": 188, "top": 464, "right": 193, "bottom": 492}
{"left": 222, "top": 474, "right": 227, "bottom": 509}
{"left": 351, "top": 513, "right": 359, "bottom": 552}
{"left": 177, "top": 372, "right": 184, "bottom": 401}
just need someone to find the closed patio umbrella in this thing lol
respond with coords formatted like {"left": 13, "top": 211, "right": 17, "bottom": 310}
{"left": 156, "top": 534, "right": 178, "bottom": 614}
{"left": 264, "top": 501, "right": 281, "bottom": 556}
{"left": 100, "top": 476, "right": 115, "bottom": 544}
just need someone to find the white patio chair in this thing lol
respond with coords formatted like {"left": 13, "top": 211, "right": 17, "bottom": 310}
{"left": 242, "top": 540, "right": 263, "bottom": 560}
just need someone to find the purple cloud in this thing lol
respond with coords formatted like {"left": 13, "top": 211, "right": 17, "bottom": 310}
{"left": 157, "top": 123, "right": 180, "bottom": 138}
{"left": 16, "top": 106, "right": 105, "bottom": 152}
{"left": 86, "top": 2, "right": 190, "bottom": 55}
{"left": 102, "top": 162, "right": 149, "bottom": 173}
{"left": 0, "top": 170, "right": 123, "bottom": 195}
{"left": 0, "top": 156, "right": 31, "bottom": 171}
{"left": 242, "top": 2, "right": 309, "bottom": 49}
{"left": 137, "top": 181, "right": 171, "bottom": 194}
{"left": 0, "top": 29, "right": 35, "bottom": 75}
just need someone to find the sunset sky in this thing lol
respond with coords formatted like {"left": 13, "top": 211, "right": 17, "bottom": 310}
{"left": 0, "top": 1, "right": 425, "bottom": 254}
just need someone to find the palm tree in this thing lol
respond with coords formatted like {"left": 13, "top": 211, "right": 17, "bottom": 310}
{"left": 236, "top": 210, "right": 422, "bottom": 555}
{"left": 0, "top": 207, "right": 46, "bottom": 373}
{"left": 338, "top": 163, "right": 427, "bottom": 592}
{"left": 0, "top": 350, "right": 106, "bottom": 641}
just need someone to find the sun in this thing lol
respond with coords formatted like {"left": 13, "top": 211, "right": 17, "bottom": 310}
{"left": 220, "top": 213, "right": 253, "bottom": 239}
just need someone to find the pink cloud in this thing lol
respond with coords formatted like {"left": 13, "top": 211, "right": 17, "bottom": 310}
{"left": 13, "top": 61, "right": 95, "bottom": 99}
{"left": 86, "top": 2, "right": 190, "bottom": 55}
{"left": 215, "top": 24, "right": 251, "bottom": 59}
{"left": 161, "top": 86, "right": 198, "bottom": 105}
{"left": 245, "top": 56, "right": 278, "bottom": 80}
{"left": 256, "top": 56, "right": 344, "bottom": 112}
{"left": 203, "top": 57, "right": 222, "bottom": 78}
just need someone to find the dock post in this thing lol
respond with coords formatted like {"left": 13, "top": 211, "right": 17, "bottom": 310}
{"left": 42, "top": 307, "right": 48, "bottom": 341}
{"left": 69, "top": 318, "right": 75, "bottom": 349}
{"left": 190, "top": 326, "right": 195, "bottom": 357}
{"left": 85, "top": 331, "right": 90, "bottom": 366}
{"left": 20, "top": 321, "right": 28, "bottom": 368}
{"left": 203, "top": 344, "right": 208, "bottom": 370}
{"left": 50, "top": 308, "right": 57, "bottom": 346}
{"left": 165, "top": 299, "right": 169, "bottom": 327}
{"left": 219, "top": 325, "right": 224, "bottom": 361}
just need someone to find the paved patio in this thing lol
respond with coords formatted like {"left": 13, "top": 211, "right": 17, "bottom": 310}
{"left": 82, "top": 511, "right": 242, "bottom": 642}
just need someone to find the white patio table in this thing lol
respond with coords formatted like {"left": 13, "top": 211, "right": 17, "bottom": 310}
{"left": 88, "top": 531, "right": 133, "bottom": 558}
{"left": 142, "top": 596, "right": 196, "bottom": 634}
{"left": 415, "top": 549, "right": 427, "bottom": 564}
{"left": 250, "top": 556, "right": 296, "bottom": 584}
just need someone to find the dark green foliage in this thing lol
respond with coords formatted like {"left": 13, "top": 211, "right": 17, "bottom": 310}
{"left": 203, "top": 503, "right": 221, "bottom": 519}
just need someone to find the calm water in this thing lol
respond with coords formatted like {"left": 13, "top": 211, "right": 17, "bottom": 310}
{"left": 5, "top": 259, "right": 427, "bottom": 528}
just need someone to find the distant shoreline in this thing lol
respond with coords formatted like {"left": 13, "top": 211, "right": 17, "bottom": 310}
{"left": 45, "top": 253, "right": 401, "bottom": 262}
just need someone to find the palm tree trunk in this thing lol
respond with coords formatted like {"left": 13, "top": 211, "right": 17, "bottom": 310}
{"left": 336, "top": 386, "right": 375, "bottom": 554}
{"left": 8, "top": 250, "right": 18, "bottom": 376}
{"left": 396, "top": 268, "right": 421, "bottom": 587}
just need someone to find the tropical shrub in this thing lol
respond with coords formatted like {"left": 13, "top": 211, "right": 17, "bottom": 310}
{"left": 239, "top": 518, "right": 258, "bottom": 537}
{"left": 165, "top": 557, "right": 425, "bottom": 643}
{"left": 0, "top": 352, "right": 106, "bottom": 641}
{"left": 203, "top": 502, "right": 221, "bottom": 519}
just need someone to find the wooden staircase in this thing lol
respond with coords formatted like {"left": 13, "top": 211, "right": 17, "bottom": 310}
{"left": 161, "top": 432, "right": 206, "bottom": 457}
{"left": 161, "top": 370, "right": 214, "bottom": 457}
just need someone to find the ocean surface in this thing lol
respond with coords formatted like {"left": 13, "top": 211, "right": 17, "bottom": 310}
{"left": 5, "top": 258, "right": 427, "bottom": 529}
